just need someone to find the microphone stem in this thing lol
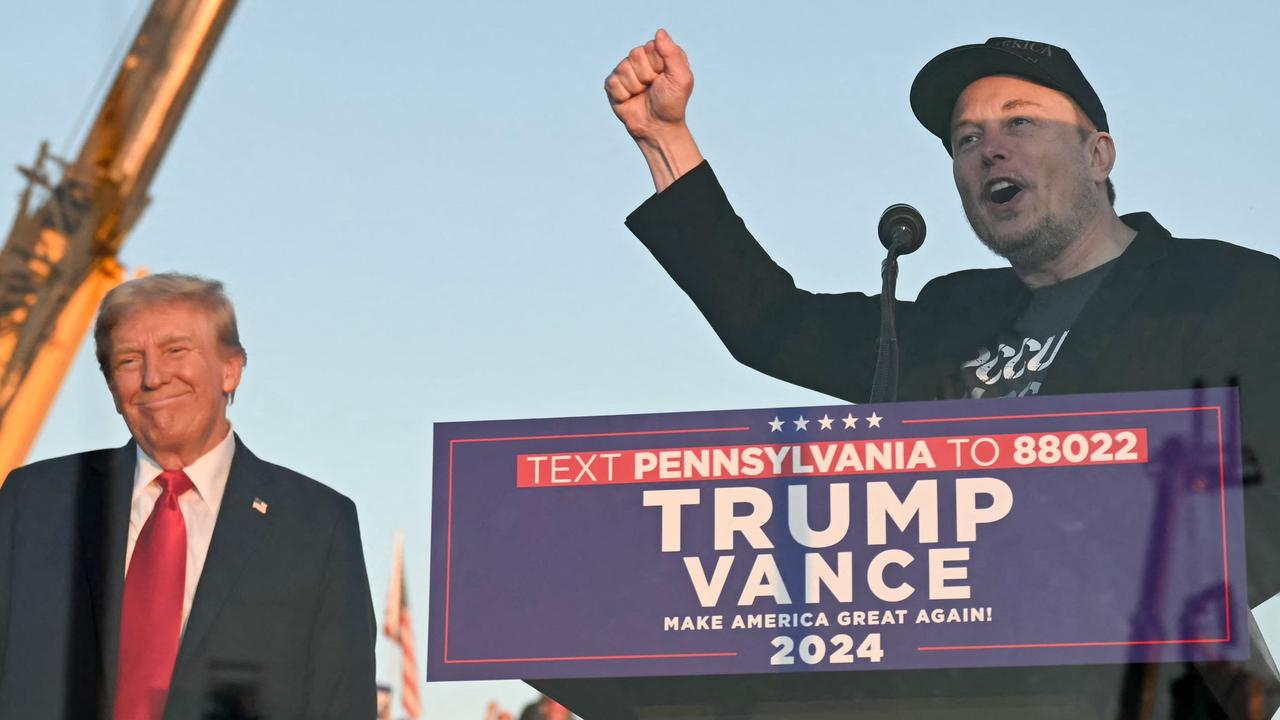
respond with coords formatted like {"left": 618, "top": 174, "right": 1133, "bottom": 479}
{"left": 870, "top": 249, "right": 901, "bottom": 403}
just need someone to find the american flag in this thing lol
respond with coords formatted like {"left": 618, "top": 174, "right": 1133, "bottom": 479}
{"left": 384, "top": 532, "right": 421, "bottom": 719}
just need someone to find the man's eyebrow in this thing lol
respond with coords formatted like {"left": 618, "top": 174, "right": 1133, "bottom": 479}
{"left": 952, "top": 98, "right": 1048, "bottom": 130}
{"left": 156, "top": 332, "right": 195, "bottom": 346}
{"left": 111, "top": 332, "right": 195, "bottom": 355}
{"left": 953, "top": 98, "right": 1047, "bottom": 135}
{"left": 1001, "top": 98, "right": 1043, "bottom": 111}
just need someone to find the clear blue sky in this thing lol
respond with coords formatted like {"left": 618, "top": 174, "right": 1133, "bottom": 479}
{"left": 3, "top": 1, "right": 1279, "bottom": 716}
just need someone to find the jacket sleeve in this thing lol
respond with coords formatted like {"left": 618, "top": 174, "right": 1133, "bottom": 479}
{"left": 304, "top": 497, "right": 378, "bottom": 719}
{"left": 0, "top": 471, "right": 16, "bottom": 687}
{"left": 626, "top": 161, "right": 890, "bottom": 403}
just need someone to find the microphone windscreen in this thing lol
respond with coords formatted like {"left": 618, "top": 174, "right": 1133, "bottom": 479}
{"left": 878, "top": 203, "right": 927, "bottom": 254}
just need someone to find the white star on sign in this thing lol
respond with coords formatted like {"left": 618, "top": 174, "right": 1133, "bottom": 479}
{"left": 866, "top": 412, "right": 883, "bottom": 428}
{"left": 818, "top": 414, "right": 834, "bottom": 430}
{"left": 793, "top": 416, "right": 810, "bottom": 431}
{"left": 842, "top": 413, "right": 858, "bottom": 429}
{"left": 768, "top": 416, "right": 784, "bottom": 432}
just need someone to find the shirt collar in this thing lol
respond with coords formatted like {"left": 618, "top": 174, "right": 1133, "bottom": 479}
{"left": 133, "top": 426, "right": 236, "bottom": 517}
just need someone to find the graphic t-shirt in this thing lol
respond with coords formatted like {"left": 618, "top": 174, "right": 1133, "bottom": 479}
{"left": 960, "top": 259, "right": 1117, "bottom": 399}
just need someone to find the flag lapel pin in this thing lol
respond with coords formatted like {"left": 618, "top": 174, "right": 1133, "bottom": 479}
{"left": 252, "top": 497, "right": 268, "bottom": 515}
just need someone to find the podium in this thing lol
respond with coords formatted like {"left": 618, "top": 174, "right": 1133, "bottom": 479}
{"left": 429, "top": 389, "right": 1271, "bottom": 719}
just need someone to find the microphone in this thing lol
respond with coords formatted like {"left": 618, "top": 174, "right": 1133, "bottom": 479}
{"left": 868, "top": 203, "right": 927, "bottom": 404}
{"left": 877, "top": 203, "right": 926, "bottom": 256}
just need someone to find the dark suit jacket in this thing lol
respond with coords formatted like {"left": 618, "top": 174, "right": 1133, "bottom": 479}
{"left": 0, "top": 435, "right": 377, "bottom": 719}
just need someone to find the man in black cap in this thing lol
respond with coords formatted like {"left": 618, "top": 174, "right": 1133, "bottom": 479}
{"left": 606, "top": 30, "right": 1280, "bottom": 717}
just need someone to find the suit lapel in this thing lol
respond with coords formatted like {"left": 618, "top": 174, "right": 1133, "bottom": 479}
{"left": 174, "top": 435, "right": 273, "bottom": 673}
{"left": 80, "top": 441, "right": 136, "bottom": 703}
{"left": 1040, "top": 213, "right": 1171, "bottom": 395}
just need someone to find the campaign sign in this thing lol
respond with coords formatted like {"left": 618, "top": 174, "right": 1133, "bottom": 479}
{"left": 427, "top": 388, "right": 1247, "bottom": 682}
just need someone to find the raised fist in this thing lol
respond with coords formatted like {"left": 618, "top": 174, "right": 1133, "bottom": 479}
{"left": 605, "top": 29, "right": 694, "bottom": 144}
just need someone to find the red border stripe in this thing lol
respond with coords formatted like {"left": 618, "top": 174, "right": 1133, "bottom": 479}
{"left": 443, "top": 406, "right": 1237, "bottom": 664}
{"left": 446, "top": 651, "right": 738, "bottom": 665}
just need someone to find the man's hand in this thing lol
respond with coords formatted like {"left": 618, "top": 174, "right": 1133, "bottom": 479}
{"left": 605, "top": 29, "right": 703, "bottom": 192}
{"left": 606, "top": 29, "right": 692, "bottom": 141}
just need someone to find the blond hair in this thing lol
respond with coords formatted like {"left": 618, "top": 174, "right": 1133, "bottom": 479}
{"left": 94, "top": 272, "right": 247, "bottom": 379}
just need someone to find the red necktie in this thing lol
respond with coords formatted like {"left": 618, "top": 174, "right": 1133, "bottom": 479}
{"left": 114, "top": 469, "right": 194, "bottom": 720}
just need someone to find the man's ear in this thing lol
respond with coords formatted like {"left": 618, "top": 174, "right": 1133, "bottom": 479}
{"left": 221, "top": 350, "right": 245, "bottom": 397}
{"left": 1088, "top": 131, "right": 1117, "bottom": 185}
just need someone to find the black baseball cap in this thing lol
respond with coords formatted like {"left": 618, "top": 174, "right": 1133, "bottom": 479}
{"left": 910, "top": 37, "right": 1108, "bottom": 154}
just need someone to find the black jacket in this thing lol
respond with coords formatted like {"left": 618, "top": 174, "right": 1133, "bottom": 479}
{"left": 628, "top": 161, "right": 1280, "bottom": 608}
{"left": 620, "top": 161, "right": 1280, "bottom": 718}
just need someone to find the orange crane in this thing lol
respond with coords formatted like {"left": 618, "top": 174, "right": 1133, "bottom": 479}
{"left": 0, "top": 0, "right": 237, "bottom": 485}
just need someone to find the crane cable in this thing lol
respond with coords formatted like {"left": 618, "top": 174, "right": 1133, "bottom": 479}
{"left": 58, "top": 0, "right": 151, "bottom": 159}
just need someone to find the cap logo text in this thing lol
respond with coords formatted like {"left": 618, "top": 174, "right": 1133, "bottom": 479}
{"left": 999, "top": 39, "right": 1053, "bottom": 57}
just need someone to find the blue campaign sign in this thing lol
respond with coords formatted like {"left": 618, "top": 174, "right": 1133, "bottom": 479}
{"left": 426, "top": 388, "right": 1247, "bottom": 682}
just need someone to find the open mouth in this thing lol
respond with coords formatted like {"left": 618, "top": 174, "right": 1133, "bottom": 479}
{"left": 987, "top": 180, "right": 1023, "bottom": 205}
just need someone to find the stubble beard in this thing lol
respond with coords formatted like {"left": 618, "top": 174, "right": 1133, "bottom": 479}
{"left": 964, "top": 176, "right": 1098, "bottom": 270}
{"left": 972, "top": 212, "right": 1078, "bottom": 268}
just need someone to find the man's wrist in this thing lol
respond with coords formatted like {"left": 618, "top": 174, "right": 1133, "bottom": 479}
{"left": 637, "top": 124, "right": 703, "bottom": 193}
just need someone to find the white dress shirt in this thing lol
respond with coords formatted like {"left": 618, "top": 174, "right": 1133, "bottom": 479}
{"left": 124, "top": 427, "right": 235, "bottom": 635}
